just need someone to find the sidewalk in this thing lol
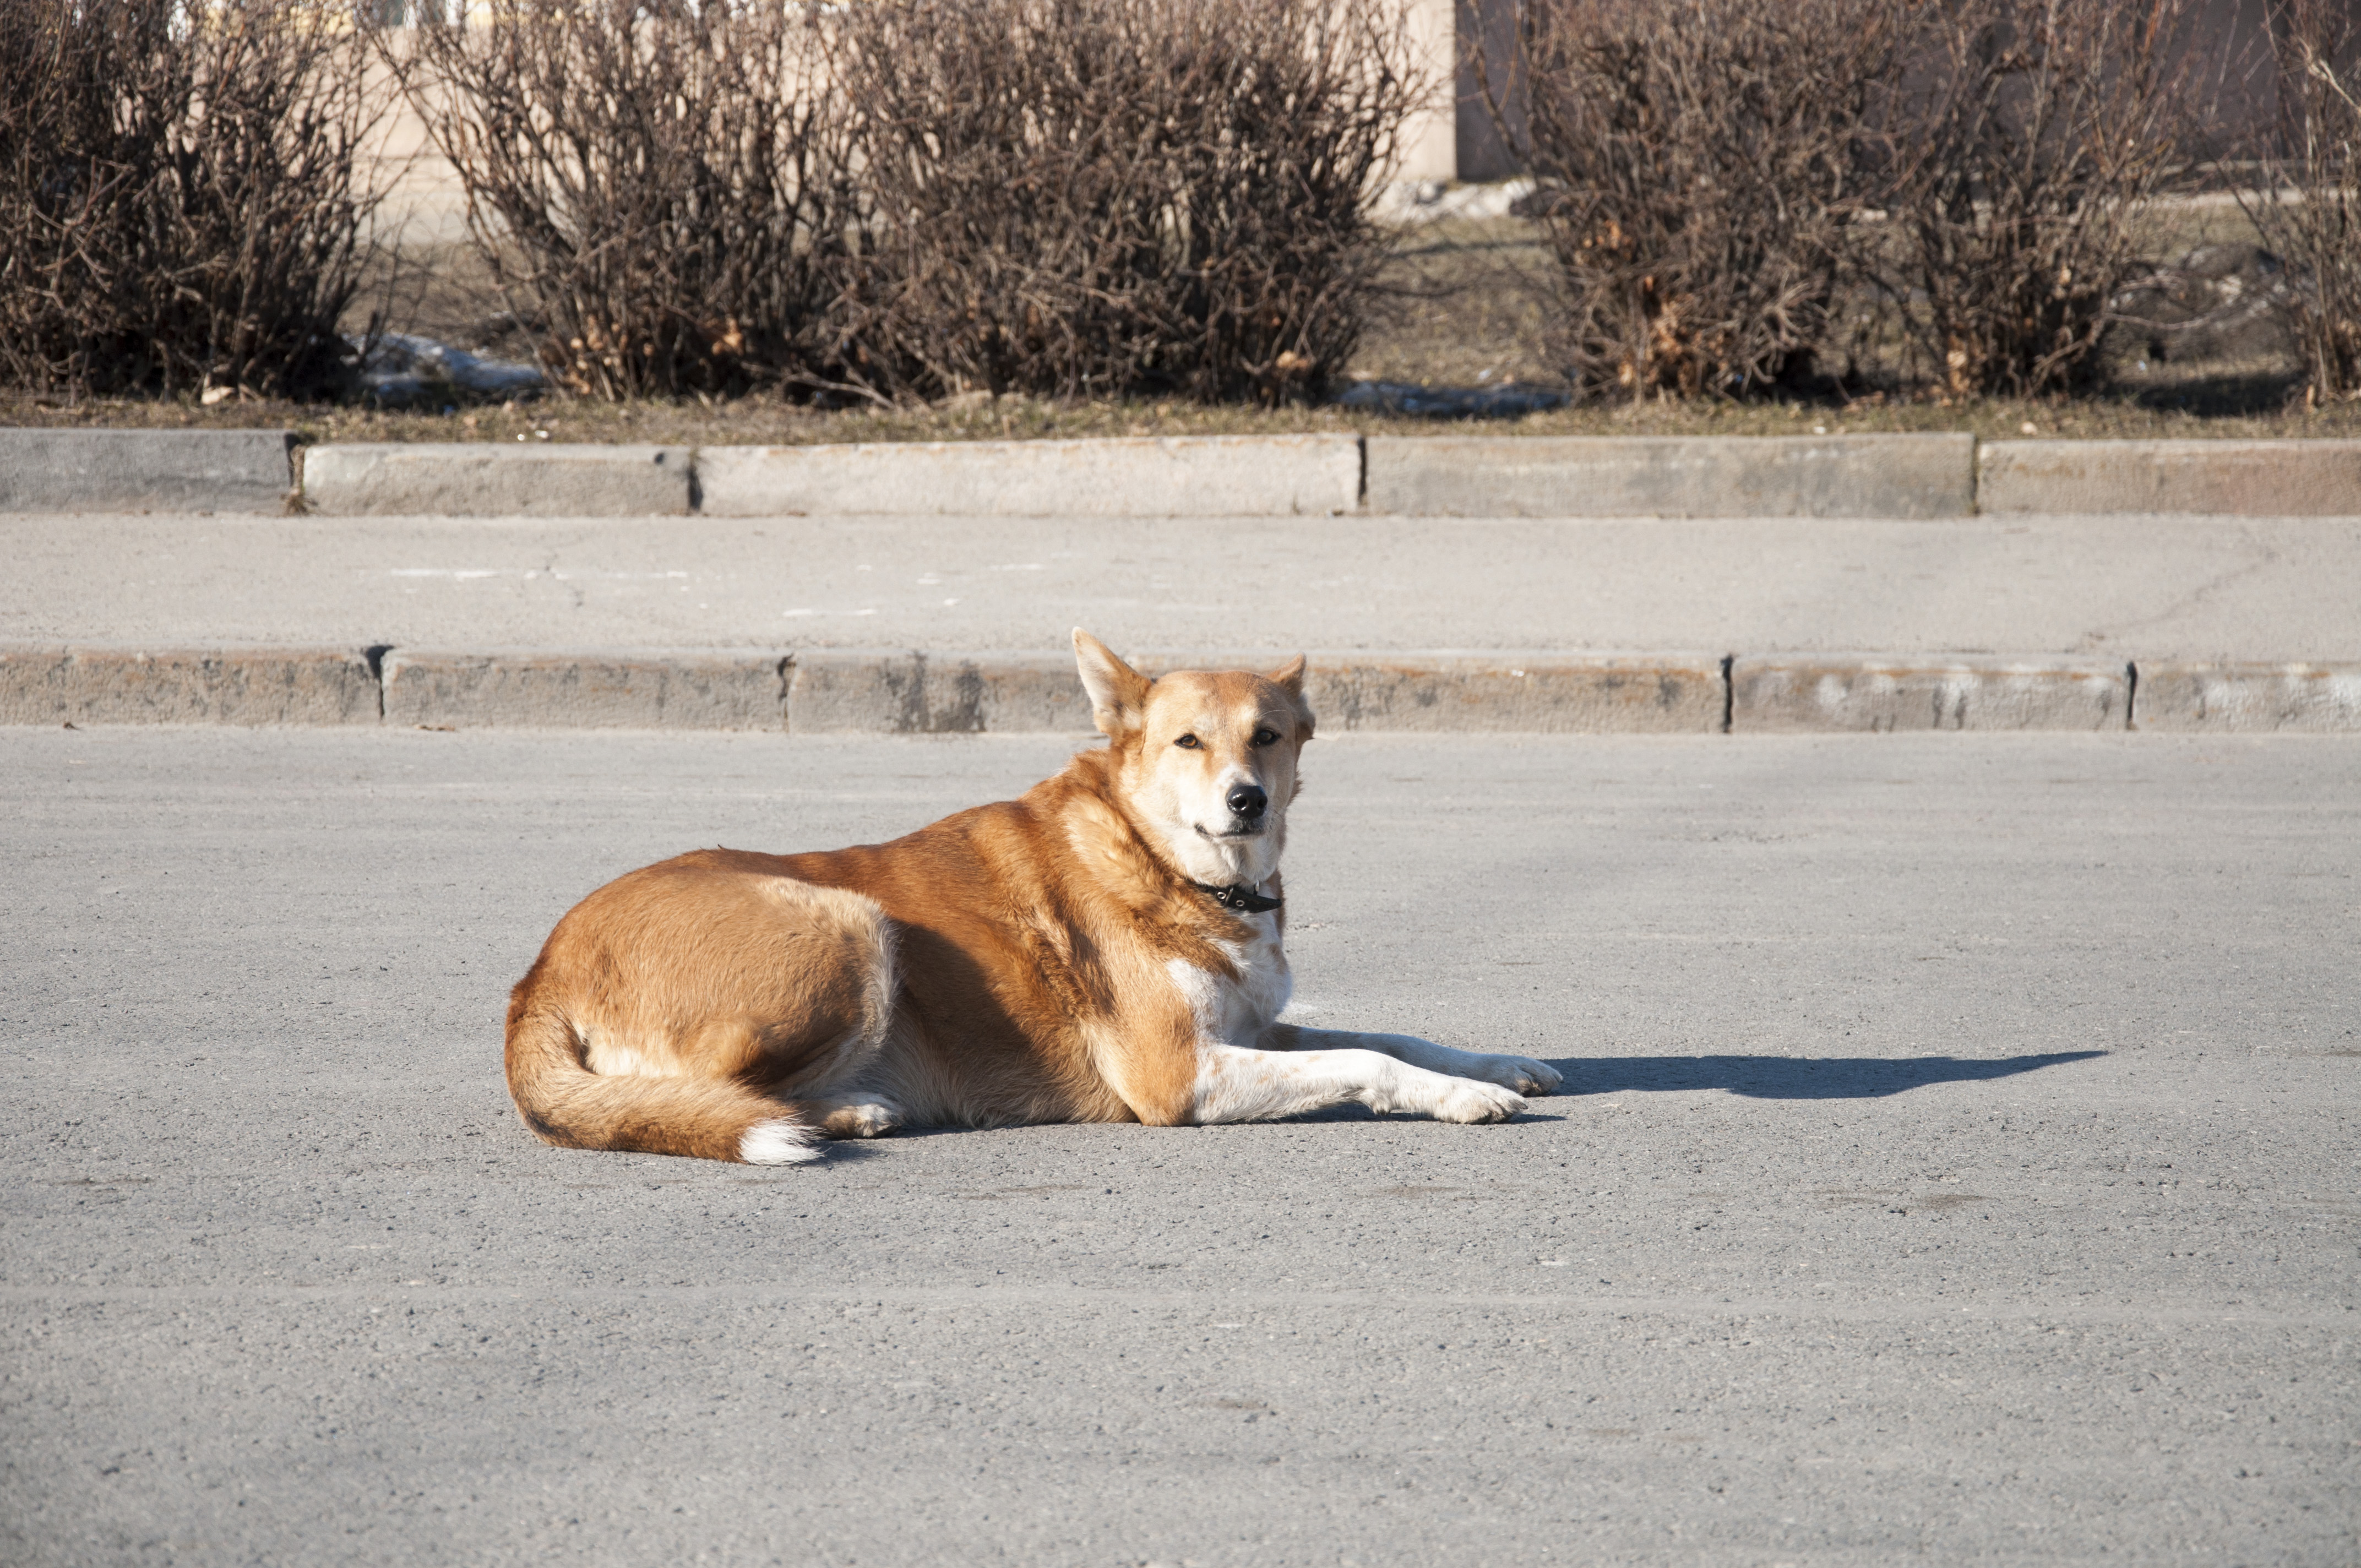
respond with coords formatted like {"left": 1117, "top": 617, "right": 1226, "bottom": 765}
{"left": 3, "top": 508, "right": 2357, "bottom": 732}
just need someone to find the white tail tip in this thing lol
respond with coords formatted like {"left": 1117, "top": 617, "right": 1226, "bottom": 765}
{"left": 739, "top": 1118, "right": 823, "bottom": 1166}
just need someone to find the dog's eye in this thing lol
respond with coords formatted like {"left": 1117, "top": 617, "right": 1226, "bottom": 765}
{"left": 1173, "top": 733, "right": 1200, "bottom": 749}
{"left": 1250, "top": 728, "right": 1278, "bottom": 747}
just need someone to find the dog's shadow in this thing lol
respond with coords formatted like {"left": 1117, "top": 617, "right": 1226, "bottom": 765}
{"left": 813, "top": 1052, "right": 2110, "bottom": 1136}
{"left": 1287, "top": 1050, "right": 2106, "bottom": 1120}
{"left": 1548, "top": 1050, "right": 2105, "bottom": 1101}
{"left": 1279, "top": 1051, "right": 2104, "bottom": 1121}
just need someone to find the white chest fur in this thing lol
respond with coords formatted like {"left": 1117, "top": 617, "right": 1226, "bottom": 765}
{"left": 1166, "top": 912, "right": 1292, "bottom": 1046}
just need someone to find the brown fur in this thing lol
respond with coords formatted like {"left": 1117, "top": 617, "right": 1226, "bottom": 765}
{"left": 504, "top": 631, "right": 1318, "bottom": 1162}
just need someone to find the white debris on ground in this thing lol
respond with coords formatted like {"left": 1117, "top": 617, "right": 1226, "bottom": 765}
{"left": 1374, "top": 177, "right": 1537, "bottom": 226}
{"left": 355, "top": 331, "right": 544, "bottom": 406}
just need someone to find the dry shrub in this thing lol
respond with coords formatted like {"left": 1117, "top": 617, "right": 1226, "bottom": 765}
{"left": 1490, "top": 0, "right": 1903, "bottom": 401}
{"left": 2240, "top": 0, "right": 2361, "bottom": 403}
{"left": 0, "top": 0, "right": 387, "bottom": 399}
{"left": 1884, "top": 0, "right": 2207, "bottom": 398}
{"left": 828, "top": 0, "right": 1422, "bottom": 405}
{"left": 387, "top": 0, "right": 864, "bottom": 400}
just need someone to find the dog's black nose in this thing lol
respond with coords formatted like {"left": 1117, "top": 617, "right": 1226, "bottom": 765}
{"left": 1228, "top": 782, "right": 1268, "bottom": 819}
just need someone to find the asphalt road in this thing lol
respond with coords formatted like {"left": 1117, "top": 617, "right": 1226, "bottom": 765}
{"left": 6, "top": 511, "right": 2359, "bottom": 660}
{"left": 3, "top": 727, "right": 2355, "bottom": 1566}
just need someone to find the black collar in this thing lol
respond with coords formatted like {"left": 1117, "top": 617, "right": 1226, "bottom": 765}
{"left": 1193, "top": 880, "right": 1282, "bottom": 914}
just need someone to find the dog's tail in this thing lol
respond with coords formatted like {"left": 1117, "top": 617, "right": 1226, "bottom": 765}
{"left": 503, "top": 963, "right": 821, "bottom": 1166}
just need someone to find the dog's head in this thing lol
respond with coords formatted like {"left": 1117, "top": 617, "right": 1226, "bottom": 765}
{"left": 1072, "top": 628, "right": 1314, "bottom": 889}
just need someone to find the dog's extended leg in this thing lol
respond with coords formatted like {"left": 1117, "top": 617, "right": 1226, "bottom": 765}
{"left": 1189, "top": 1041, "right": 1526, "bottom": 1124}
{"left": 1259, "top": 1023, "right": 1562, "bottom": 1096}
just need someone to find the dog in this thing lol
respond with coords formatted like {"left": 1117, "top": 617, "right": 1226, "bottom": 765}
{"left": 503, "top": 630, "right": 1563, "bottom": 1163}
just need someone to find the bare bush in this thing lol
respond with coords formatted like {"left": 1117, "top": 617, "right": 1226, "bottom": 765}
{"left": 388, "top": 0, "right": 865, "bottom": 400}
{"left": 828, "top": 0, "right": 1422, "bottom": 405}
{"left": 0, "top": 0, "right": 387, "bottom": 399}
{"left": 2240, "top": 0, "right": 2361, "bottom": 403}
{"left": 1882, "top": 0, "right": 2207, "bottom": 398}
{"left": 1484, "top": 0, "right": 1903, "bottom": 401}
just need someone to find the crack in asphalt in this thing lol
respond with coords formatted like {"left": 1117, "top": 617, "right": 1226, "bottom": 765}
{"left": 2080, "top": 522, "right": 2281, "bottom": 653}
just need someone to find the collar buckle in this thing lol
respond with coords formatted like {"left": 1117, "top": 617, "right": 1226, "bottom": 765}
{"left": 1193, "top": 880, "right": 1282, "bottom": 914}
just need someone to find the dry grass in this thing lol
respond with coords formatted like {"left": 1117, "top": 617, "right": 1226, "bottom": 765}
{"left": 15, "top": 375, "right": 2357, "bottom": 448}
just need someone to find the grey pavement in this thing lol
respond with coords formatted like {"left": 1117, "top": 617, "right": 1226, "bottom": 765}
{"left": 3, "top": 726, "right": 2355, "bottom": 1566}
{"left": 6, "top": 510, "right": 2359, "bottom": 660}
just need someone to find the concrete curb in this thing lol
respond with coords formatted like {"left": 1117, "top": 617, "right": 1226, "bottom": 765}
{"left": 1979, "top": 439, "right": 2361, "bottom": 515}
{"left": 787, "top": 650, "right": 1080, "bottom": 732}
{"left": 1298, "top": 651, "right": 1726, "bottom": 732}
{"left": 699, "top": 434, "right": 1362, "bottom": 518}
{"left": 303, "top": 443, "right": 694, "bottom": 516}
{"left": 10, "top": 431, "right": 2361, "bottom": 518}
{"left": 1364, "top": 433, "right": 1977, "bottom": 518}
{"left": 2133, "top": 661, "right": 2361, "bottom": 731}
{"left": 0, "top": 428, "right": 295, "bottom": 514}
{"left": 0, "top": 645, "right": 377, "bottom": 726}
{"left": 381, "top": 647, "right": 790, "bottom": 729}
{"left": 786, "top": 649, "right": 1728, "bottom": 733}
{"left": 1731, "top": 655, "right": 2131, "bottom": 732}
{"left": 14, "top": 646, "right": 2353, "bottom": 732}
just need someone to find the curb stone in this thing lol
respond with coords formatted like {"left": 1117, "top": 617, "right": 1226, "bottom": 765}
{"left": 2133, "top": 661, "right": 2361, "bottom": 731}
{"left": 382, "top": 649, "right": 790, "bottom": 729}
{"left": 784, "top": 650, "right": 1727, "bottom": 733}
{"left": 1363, "top": 433, "right": 1977, "bottom": 518}
{"left": 1294, "top": 652, "right": 1724, "bottom": 732}
{"left": 1729, "top": 655, "right": 2131, "bottom": 732}
{"left": 787, "top": 650, "right": 1082, "bottom": 733}
{"left": 699, "top": 434, "right": 1363, "bottom": 518}
{"left": 303, "top": 443, "right": 694, "bottom": 516}
{"left": 0, "top": 428, "right": 295, "bottom": 513}
{"left": 0, "top": 645, "right": 377, "bottom": 725}
{"left": 1978, "top": 439, "right": 2361, "bottom": 515}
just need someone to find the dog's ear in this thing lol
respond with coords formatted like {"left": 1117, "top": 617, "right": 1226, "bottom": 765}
{"left": 1073, "top": 628, "right": 1150, "bottom": 739}
{"left": 1266, "top": 654, "right": 1315, "bottom": 741}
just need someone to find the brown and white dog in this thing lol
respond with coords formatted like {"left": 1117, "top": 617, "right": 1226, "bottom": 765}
{"left": 504, "top": 629, "right": 1563, "bottom": 1164}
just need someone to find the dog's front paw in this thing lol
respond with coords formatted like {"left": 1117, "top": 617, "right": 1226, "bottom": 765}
{"left": 1480, "top": 1055, "right": 1562, "bottom": 1096}
{"left": 1430, "top": 1079, "right": 1527, "bottom": 1124}
{"left": 818, "top": 1098, "right": 905, "bottom": 1140}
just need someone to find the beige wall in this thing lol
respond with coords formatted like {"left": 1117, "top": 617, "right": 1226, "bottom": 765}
{"left": 1395, "top": 0, "right": 1463, "bottom": 184}
{"left": 365, "top": 0, "right": 1481, "bottom": 248}
{"left": 365, "top": 57, "right": 470, "bottom": 246}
